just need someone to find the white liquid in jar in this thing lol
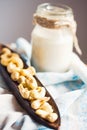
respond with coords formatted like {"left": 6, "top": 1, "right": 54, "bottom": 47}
{"left": 31, "top": 25, "right": 73, "bottom": 72}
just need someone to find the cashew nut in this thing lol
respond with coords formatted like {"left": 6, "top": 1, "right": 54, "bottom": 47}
{"left": 25, "top": 75, "right": 38, "bottom": 90}
{"left": 29, "top": 87, "right": 46, "bottom": 100}
{"left": 7, "top": 62, "right": 20, "bottom": 73}
{"left": 31, "top": 100, "right": 41, "bottom": 110}
{"left": 0, "top": 49, "right": 23, "bottom": 68}
{"left": 18, "top": 75, "right": 26, "bottom": 84}
{"left": 46, "top": 113, "right": 58, "bottom": 122}
{"left": 11, "top": 71, "right": 20, "bottom": 81}
{"left": 18, "top": 83, "right": 30, "bottom": 99}
{"left": 31, "top": 97, "right": 50, "bottom": 110}
{"left": 20, "top": 66, "right": 36, "bottom": 76}
{"left": 40, "top": 102, "right": 53, "bottom": 113}
{"left": 0, "top": 51, "right": 13, "bottom": 66}
{"left": 1, "top": 48, "right": 11, "bottom": 55}
{"left": 35, "top": 109, "right": 49, "bottom": 119}
{"left": 0, "top": 56, "right": 11, "bottom": 66}
{"left": 27, "top": 66, "right": 36, "bottom": 75}
{"left": 10, "top": 56, "right": 24, "bottom": 69}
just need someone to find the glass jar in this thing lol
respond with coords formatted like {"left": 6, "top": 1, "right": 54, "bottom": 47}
{"left": 31, "top": 3, "right": 81, "bottom": 72}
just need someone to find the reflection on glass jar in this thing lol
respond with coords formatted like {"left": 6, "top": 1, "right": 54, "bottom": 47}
{"left": 31, "top": 3, "right": 81, "bottom": 72}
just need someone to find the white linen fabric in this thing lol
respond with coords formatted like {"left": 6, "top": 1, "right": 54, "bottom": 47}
{"left": 0, "top": 38, "right": 87, "bottom": 130}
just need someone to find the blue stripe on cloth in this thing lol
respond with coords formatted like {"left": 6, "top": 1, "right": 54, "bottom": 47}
{"left": 63, "top": 80, "right": 84, "bottom": 91}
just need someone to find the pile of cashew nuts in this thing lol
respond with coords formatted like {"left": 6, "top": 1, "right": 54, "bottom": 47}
{"left": 0, "top": 47, "right": 58, "bottom": 123}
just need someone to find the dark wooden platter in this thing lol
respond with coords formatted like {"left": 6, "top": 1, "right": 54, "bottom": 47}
{"left": 0, "top": 44, "right": 61, "bottom": 130}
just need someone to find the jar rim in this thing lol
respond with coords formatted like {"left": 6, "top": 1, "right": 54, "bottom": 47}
{"left": 36, "top": 3, "right": 73, "bottom": 16}
{"left": 33, "top": 3, "right": 74, "bottom": 29}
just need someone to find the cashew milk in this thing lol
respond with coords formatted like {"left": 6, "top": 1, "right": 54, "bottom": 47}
{"left": 31, "top": 3, "right": 79, "bottom": 72}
